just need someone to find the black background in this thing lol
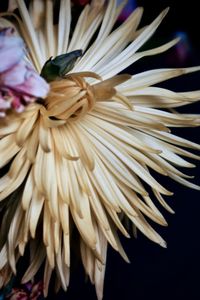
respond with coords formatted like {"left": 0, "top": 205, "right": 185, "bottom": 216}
{"left": 1, "top": 1, "right": 200, "bottom": 299}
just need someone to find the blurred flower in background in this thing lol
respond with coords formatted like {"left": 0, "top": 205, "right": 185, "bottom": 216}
{"left": 117, "top": 0, "right": 137, "bottom": 20}
{"left": 0, "top": 279, "right": 43, "bottom": 300}
{"left": 174, "top": 32, "right": 191, "bottom": 63}
{"left": 165, "top": 31, "right": 193, "bottom": 67}
{"left": 6, "top": 281, "right": 43, "bottom": 300}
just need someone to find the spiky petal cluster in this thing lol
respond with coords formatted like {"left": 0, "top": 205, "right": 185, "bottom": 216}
{"left": 0, "top": 1, "right": 200, "bottom": 299}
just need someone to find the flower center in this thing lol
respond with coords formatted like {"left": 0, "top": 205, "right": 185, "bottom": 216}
{"left": 45, "top": 73, "right": 96, "bottom": 122}
{"left": 12, "top": 72, "right": 131, "bottom": 130}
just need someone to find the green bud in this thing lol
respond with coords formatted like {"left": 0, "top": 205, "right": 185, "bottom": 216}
{"left": 41, "top": 50, "right": 82, "bottom": 82}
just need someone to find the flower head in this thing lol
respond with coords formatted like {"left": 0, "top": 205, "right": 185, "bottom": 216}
{"left": 0, "top": 1, "right": 200, "bottom": 299}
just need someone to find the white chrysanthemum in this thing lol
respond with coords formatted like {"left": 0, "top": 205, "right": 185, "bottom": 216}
{"left": 0, "top": 1, "right": 200, "bottom": 299}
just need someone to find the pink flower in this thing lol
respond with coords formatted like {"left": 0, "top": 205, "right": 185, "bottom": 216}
{"left": 1, "top": 60, "right": 49, "bottom": 99}
{"left": 0, "top": 27, "right": 49, "bottom": 117}
{"left": 6, "top": 280, "right": 43, "bottom": 300}
{"left": 0, "top": 28, "right": 24, "bottom": 73}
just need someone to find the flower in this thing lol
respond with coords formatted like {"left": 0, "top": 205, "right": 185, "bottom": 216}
{"left": 6, "top": 280, "right": 43, "bottom": 300}
{"left": 0, "top": 27, "right": 49, "bottom": 116}
{"left": 0, "top": 27, "right": 24, "bottom": 72}
{"left": 0, "top": 1, "right": 200, "bottom": 299}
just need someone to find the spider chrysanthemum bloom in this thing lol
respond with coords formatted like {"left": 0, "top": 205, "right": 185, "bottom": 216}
{"left": 0, "top": 0, "right": 200, "bottom": 298}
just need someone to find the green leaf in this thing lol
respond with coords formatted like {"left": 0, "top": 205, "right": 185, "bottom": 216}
{"left": 40, "top": 50, "right": 82, "bottom": 82}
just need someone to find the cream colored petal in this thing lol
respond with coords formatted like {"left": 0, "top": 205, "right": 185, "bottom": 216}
{"left": 168, "top": 172, "right": 200, "bottom": 190}
{"left": 70, "top": 193, "right": 97, "bottom": 254}
{"left": 63, "top": 233, "right": 70, "bottom": 267}
{"left": 68, "top": 123, "right": 95, "bottom": 170}
{"left": 0, "top": 245, "right": 7, "bottom": 270}
{"left": 46, "top": 220, "right": 55, "bottom": 268}
{"left": 92, "top": 103, "right": 169, "bottom": 131}
{"left": 26, "top": 122, "right": 39, "bottom": 162}
{"left": 82, "top": 117, "right": 172, "bottom": 195}
{"left": 16, "top": 0, "right": 43, "bottom": 69}
{"left": 153, "top": 190, "right": 175, "bottom": 214}
{"left": 21, "top": 170, "right": 34, "bottom": 210}
{"left": 55, "top": 238, "right": 70, "bottom": 290}
{"left": 85, "top": 131, "right": 148, "bottom": 195}
{"left": 58, "top": 200, "right": 69, "bottom": 235}
{"left": 58, "top": 0, "right": 71, "bottom": 54}
{"left": 51, "top": 127, "right": 79, "bottom": 161}
{"left": 22, "top": 243, "right": 46, "bottom": 283}
{"left": 133, "top": 127, "right": 200, "bottom": 150}
{"left": 8, "top": 204, "right": 24, "bottom": 273}
{"left": 108, "top": 222, "right": 130, "bottom": 262}
{"left": 95, "top": 0, "right": 117, "bottom": 42}
{"left": 93, "top": 7, "right": 144, "bottom": 72}
{"left": 15, "top": 111, "right": 38, "bottom": 147}
{"left": 67, "top": 4, "right": 90, "bottom": 52}
{"left": 43, "top": 150, "right": 59, "bottom": 221}
{"left": 0, "top": 118, "right": 21, "bottom": 137}
{"left": 120, "top": 87, "right": 200, "bottom": 108}
{"left": 29, "top": 0, "right": 45, "bottom": 30}
{"left": 0, "top": 142, "right": 20, "bottom": 169}
{"left": 29, "top": 189, "right": 44, "bottom": 238}
{"left": 45, "top": 0, "right": 56, "bottom": 57}
{"left": 80, "top": 240, "right": 95, "bottom": 283}
{"left": 94, "top": 225, "right": 107, "bottom": 300}
{"left": 128, "top": 128, "right": 198, "bottom": 168}
{"left": 8, "top": 0, "right": 17, "bottom": 11}
{"left": 117, "top": 66, "right": 200, "bottom": 91}
{"left": 70, "top": 7, "right": 104, "bottom": 53}
{"left": 43, "top": 259, "right": 53, "bottom": 297}
{"left": 38, "top": 116, "right": 51, "bottom": 152}
{"left": 74, "top": 7, "right": 143, "bottom": 72}
{"left": 0, "top": 159, "right": 30, "bottom": 201}
{"left": 97, "top": 8, "right": 170, "bottom": 78}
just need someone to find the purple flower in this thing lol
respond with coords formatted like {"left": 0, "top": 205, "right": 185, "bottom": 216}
{"left": 0, "top": 27, "right": 49, "bottom": 117}
{"left": 6, "top": 280, "right": 43, "bottom": 300}
{"left": 1, "top": 60, "right": 49, "bottom": 99}
{"left": 0, "top": 28, "right": 24, "bottom": 73}
{"left": 7, "top": 289, "right": 28, "bottom": 300}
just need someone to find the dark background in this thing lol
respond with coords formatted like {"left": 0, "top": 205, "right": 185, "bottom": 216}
{"left": 1, "top": 1, "right": 200, "bottom": 299}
